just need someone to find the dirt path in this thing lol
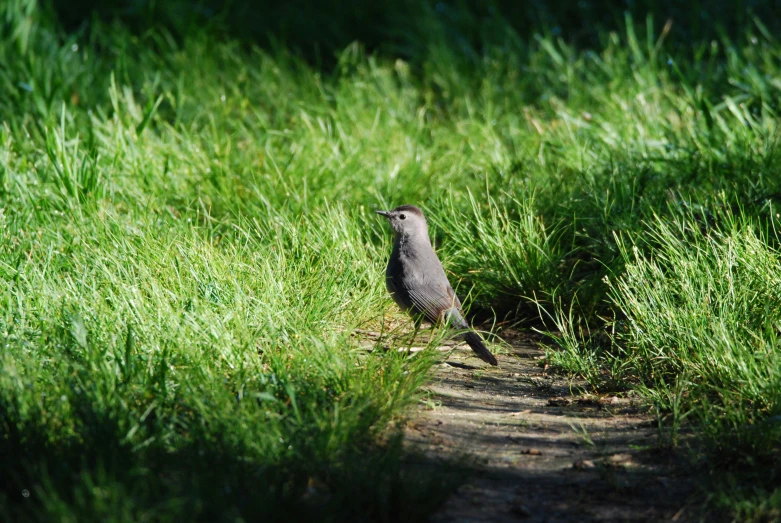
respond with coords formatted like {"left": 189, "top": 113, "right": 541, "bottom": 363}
{"left": 402, "top": 331, "right": 702, "bottom": 522}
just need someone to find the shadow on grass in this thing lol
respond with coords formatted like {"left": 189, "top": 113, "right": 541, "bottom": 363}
{"left": 0, "top": 412, "right": 466, "bottom": 522}
{"left": 50, "top": 0, "right": 781, "bottom": 66}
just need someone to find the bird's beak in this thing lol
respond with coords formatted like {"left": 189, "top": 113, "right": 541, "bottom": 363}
{"left": 375, "top": 210, "right": 390, "bottom": 218}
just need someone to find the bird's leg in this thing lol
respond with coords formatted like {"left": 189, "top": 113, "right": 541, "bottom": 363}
{"left": 402, "top": 316, "right": 423, "bottom": 356}
{"left": 413, "top": 316, "right": 423, "bottom": 339}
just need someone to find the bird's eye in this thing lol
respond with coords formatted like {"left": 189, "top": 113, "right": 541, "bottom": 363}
{"left": 399, "top": 214, "right": 406, "bottom": 220}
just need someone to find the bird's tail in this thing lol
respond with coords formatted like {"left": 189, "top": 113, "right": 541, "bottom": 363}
{"left": 463, "top": 331, "right": 498, "bottom": 366}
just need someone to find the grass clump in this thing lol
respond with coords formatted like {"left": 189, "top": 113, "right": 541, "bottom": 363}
{"left": 544, "top": 209, "right": 781, "bottom": 515}
{"left": 608, "top": 212, "right": 781, "bottom": 496}
{"left": 431, "top": 191, "right": 562, "bottom": 319}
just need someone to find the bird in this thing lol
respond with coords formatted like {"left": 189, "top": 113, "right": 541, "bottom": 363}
{"left": 375, "top": 204, "right": 498, "bottom": 366}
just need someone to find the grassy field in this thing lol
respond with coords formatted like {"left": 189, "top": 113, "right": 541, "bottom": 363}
{"left": 2, "top": 0, "right": 781, "bottom": 520}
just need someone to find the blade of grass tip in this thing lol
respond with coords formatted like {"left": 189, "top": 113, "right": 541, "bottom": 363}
{"left": 135, "top": 94, "right": 164, "bottom": 136}
{"left": 123, "top": 322, "right": 134, "bottom": 381}
{"left": 652, "top": 19, "right": 673, "bottom": 59}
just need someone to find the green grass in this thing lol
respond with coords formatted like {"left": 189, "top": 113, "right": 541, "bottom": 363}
{"left": 2, "top": 0, "right": 781, "bottom": 519}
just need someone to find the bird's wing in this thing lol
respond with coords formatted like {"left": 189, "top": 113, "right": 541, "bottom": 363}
{"left": 405, "top": 281, "right": 465, "bottom": 327}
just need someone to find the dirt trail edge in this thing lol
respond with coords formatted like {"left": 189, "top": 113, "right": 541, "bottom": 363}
{"left": 403, "top": 331, "right": 701, "bottom": 523}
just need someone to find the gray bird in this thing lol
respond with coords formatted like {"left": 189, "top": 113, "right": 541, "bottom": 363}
{"left": 376, "top": 205, "right": 498, "bottom": 366}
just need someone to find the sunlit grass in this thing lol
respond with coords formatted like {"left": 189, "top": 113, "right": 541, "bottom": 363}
{"left": 2, "top": 0, "right": 781, "bottom": 519}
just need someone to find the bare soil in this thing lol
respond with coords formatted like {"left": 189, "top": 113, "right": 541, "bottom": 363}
{"left": 401, "top": 331, "right": 704, "bottom": 522}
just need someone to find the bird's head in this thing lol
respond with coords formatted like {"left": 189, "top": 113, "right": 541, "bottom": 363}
{"left": 375, "top": 205, "right": 428, "bottom": 237}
